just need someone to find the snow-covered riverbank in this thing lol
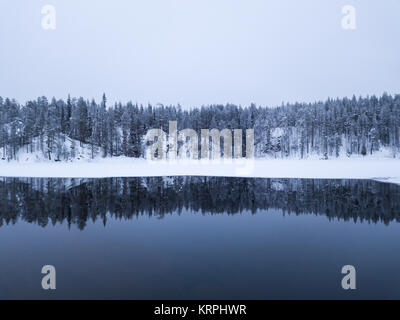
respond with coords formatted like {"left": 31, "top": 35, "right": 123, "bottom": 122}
{"left": 0, "top": 158, "right": 399, "bottom": 185}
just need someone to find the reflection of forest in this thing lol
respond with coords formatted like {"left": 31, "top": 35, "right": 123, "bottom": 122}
{"left": 0, "top": 177, "right": 399, "bottom": 229}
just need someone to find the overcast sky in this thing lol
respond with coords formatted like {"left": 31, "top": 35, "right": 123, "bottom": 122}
{"left": 0, "top": 0, "right": 399, "bottom": 108}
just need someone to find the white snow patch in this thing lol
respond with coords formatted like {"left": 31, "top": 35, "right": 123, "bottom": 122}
{"left": 0, "top": 135, "right": 101, "bottom": 162}
{"left": 0, "top": 158, "right": 399, "bottom": 186}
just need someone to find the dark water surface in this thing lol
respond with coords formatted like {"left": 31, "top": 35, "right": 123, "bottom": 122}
{"left": 1, "top": 176, "right": 400, "bottom": 299}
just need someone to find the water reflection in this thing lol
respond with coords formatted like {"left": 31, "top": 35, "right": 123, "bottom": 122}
{"left": 0, "top": 177, "right": 399, "bottom": 229}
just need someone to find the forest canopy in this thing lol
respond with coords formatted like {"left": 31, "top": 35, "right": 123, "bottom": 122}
{"left": 0, "top": 93, "right": 399, "bottom": 160}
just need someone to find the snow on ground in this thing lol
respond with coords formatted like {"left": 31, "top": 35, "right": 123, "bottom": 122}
{"left": 1, "top": 135, "right": 399, "bottom": 185}
{"left": 0, "top": 135, "right": 99, "bottom": 162}
{"left": 0, "top": 158, "right": 399, "bottom": 186}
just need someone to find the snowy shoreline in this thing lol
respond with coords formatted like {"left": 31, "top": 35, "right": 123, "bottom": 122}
{"left": 0, "top": 158, "right": 399, "bottom": 185}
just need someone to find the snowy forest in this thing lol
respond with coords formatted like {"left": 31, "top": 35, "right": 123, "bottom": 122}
{"left": 0, "top": 92, "right": 399, "bottom": 161}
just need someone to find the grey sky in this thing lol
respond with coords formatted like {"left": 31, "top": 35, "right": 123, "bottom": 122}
{"left": 0, "top": 0, "right": 399, "bottom": 108}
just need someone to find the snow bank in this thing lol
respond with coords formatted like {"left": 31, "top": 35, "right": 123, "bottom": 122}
{"left": 0, "top": 158, "right": 399, "bottom": 185}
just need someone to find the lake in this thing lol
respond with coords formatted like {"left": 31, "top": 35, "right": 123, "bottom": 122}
{"left": 1, "top": 176, "right": 400, "bottom": 299}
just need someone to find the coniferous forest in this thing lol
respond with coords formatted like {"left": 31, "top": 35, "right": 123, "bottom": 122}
{"left": 0, "top": 92, "right": 399, "bottom": 161}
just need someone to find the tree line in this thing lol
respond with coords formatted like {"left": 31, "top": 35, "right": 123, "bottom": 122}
{"left": 0, "top": 92, "right": 399, "bottom": 160}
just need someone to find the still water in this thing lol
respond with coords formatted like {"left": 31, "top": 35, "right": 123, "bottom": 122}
{"left": 1, "top": 176, "right": 400, "bottom": 299}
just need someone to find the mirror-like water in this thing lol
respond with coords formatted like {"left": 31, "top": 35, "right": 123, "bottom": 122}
{"left": 1, "top": 177, "right": 400, "bottom": 299}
